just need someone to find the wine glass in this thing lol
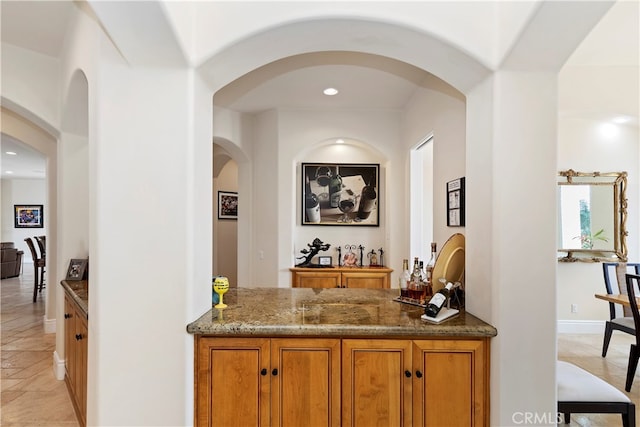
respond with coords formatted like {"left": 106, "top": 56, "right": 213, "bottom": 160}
{"left": 213, "top": 276, "right": 230, "bottom": 309}
{"left": 314, "top": 166, "right": 332, "bottom": 202}
{"left": 337, "top": 191, "right": 358, "bottom": 223}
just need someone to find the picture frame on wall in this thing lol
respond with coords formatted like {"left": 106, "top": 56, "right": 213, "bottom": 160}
{"left": 14, "top": 205, "right": 44, "bottom": 228}
{"left": 65, "top": 258, "right": 88, "bottom": 281}
{"left": 218, "top": 191, "right": 238, "bottom": 220}
{"left": 301, "top": 163, "right": 380, "bottom": 226}
{"left": 446, "top": 177, "right": 465, "bottom": 227}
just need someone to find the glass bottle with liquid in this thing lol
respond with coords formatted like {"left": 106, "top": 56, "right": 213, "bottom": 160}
{"left": 356, "top": 178, "right": 377, "bottom": 220}
{"left": 425, "top": 282, "right": 453, "bottom": 318}
{"left": 399, "top": 259, "right": 411, "bottom": 297}
{"left": 425, "top": 242, "right": 437, "bottom": 296}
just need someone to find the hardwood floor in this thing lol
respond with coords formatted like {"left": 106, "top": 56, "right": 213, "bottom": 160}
{"left": 1, "top": 267, "right": 79, "bottom": 426}
{"left": 559, "top": 332, "right": 640, "bottom": 426}
{"left": 2, "top": 265, "right": 639, "bottom": 426}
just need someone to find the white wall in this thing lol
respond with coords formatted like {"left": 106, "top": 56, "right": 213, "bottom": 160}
{"left": 1, "top": 178, "right": 46, "bottom": 260}
{"left": 213, "top": 158, "right": 238, "bottom": 286}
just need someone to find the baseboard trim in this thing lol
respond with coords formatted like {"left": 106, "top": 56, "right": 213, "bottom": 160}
{"left": 557, "top": 320, "right": 605, "bottom": 334}
{"left": 53, "top": 350, "right": 66, "bottom": 380}
{"left": 44, "top": 316, "right": 56, "bottom": 334}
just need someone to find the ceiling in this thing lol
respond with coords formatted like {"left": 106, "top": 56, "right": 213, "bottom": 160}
{"left": 1, "top": 1, "right": 637, "bottom": 178}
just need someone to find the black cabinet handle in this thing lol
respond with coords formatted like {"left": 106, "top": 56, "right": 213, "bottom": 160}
{"left": 64, "top": 313, "right": 70, "bottom": 319}
{"left": 404, "top": 370, "right": 412, "bottom": 378}
{"left": 416, "top": 370, "right": 423, "bottom": 378}
{"left": 75, "top": 334, "right": 83, "bottom": 341}
{"left": 261, "top": 368, "right": 268, "bottom": 376}
{"left": 272, "top": 368, "right": 278, "bottom": 376}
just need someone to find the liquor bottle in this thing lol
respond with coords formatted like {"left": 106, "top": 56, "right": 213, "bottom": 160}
{"left": 426, "top": 242, "right": 437, "bottom": 285}
{"left": 411, "top": 257, "right": 421, "bottom": 286}
{"left": 304, "top": 175, "right": 320, "bottom": 223}
{"left": 425, "top": 282, "right": 453, "bottom": 318}
{"left": 329, "top": 172, "right": 342, "bottom": 208}
{"left": 357, "top": 179, "right": 377, "bottom": 220}
{"left": 399, "top": 259, "right": 411, "bottom": 296}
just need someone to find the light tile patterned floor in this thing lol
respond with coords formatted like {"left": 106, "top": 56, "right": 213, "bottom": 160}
{"left": 558, "top": 332, "right": 640, "bottom": 426}
{"left": 1, "top": 268, "right": 79, "bottom": 426}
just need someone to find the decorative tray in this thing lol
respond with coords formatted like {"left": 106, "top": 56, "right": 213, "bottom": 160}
{"left": 393, "top": 296, "right": 427, "bottom": 308}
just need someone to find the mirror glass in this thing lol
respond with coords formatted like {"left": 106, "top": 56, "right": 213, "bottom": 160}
{"left": 557, "top": 170, "right": 627, "bottom": 262}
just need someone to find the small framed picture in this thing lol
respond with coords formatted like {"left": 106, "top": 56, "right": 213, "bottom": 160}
{"left": 66, "top": 258, "right": 88, "bottom": 281}
{"left": 318, "top": 256, "right": 333, "bottom": 266}
{"left": 14, "top": 205, "right": 44, "bottom": 228}
{"left": 218, "top": 191, "right": 238, "bottom": 220}
{"left": 446, "top": 177, "right": 465, "bottom": 227}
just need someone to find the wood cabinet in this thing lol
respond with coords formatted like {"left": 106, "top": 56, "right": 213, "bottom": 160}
{"left": 64, "top": 292, "right": 88, "bottom": 427}
{"left": 195, "top": 337, "right": 341, "bottom": 427}
{"left": 342, "top": 338, "right": 489, "bottom": 427}
{"left": 290, "top": 267, "right": 393, "bottom": 289}
{"left": 195, "top": 336, "right": 489, "bottom": 427}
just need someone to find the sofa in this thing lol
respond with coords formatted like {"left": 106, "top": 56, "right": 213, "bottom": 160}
{"left": 1, "top": 242, "right": 23, "bottom": 279}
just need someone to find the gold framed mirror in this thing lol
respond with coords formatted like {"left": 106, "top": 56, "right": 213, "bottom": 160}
{"left": 557, "top": 169, "right": 628, "bottom": 262}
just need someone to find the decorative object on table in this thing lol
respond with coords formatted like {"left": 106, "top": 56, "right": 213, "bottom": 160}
{"left": 367, "top": 250, "right": 378, "bottom": 267}
{"left": 213, "top": 276, "right": 229, "bottom": 308}
{"left": 217, "top": 191, "right": 238, "bottom": 220}
{"left": 446, "top": 177, "right": 465, "bottom": 227}
{"left": 336, "top": 246, "right": 342, "bottom": 267}
{"left": 378, "top": 248, "right": 384, "bottom": 267}
{"left": 431, "top": 233, "right": 465, "bottom": 294}
{"left": 66, "top": 258, "right": 88, "bottom": 281}
{"left": 343, "top": 245, "right": 358, "bottom": 267}
{"left": 358, "top": 245, "right": 364, "bottom": 266}
{"left": 14, "top": 205, "right": 44, "bottom": 228}
{"left": 301, "top": 163, "right": 380, "bottom": 226}
{"left": 295, "top": 238, "right": 331, "bottom": 267}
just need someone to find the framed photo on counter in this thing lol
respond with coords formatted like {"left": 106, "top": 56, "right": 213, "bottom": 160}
{"left": 66, "top": 258, "right": 88, "bottom": 281}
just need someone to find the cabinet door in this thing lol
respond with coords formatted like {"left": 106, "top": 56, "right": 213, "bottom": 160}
{"left": 293, "top": 271, "right": 342, "bottom": 288}
{"left": 412, "top": 340, "right": 488, "bottom": 427}
{"left": 342, "top": 339, "right": 412, "bottom": 427}
{"left": 64, "top": 297, "right": 77, "bottom": 392}
{"left": 342, "top": 271, "right": 389, "bottom": 289}
{"left": 271, "top": 338, "right": 341, "bottom": 427}
{"left": 75, "top": 312, "right": 88, "bottom": 426}
{"left": 195, "top": 337, "right": 270, "bottom": 427}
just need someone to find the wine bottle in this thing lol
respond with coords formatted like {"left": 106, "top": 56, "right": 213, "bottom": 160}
{"left": 426, "top": 242, "right": 437, "bottom": 285}
{"left": 357, "top": 179, "right": 377, "bottom": 219}
{"left": 329, "top": 173, "right": 342, "bottom": 208}
{"left": 305, "top": 175, "right": 320, "bottom": 223}
{"left": 399, "top": 259, "right": 411, "bottom": 297}
{"left": 425, "top": 282, "right": 453, "bottom": 318}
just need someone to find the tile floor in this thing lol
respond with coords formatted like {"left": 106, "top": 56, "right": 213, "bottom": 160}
{"left": 2, "top": 266, "right": 640, "bottom": 426}
{"left": 1, "top": 268, "right": 79, "bottom": 426}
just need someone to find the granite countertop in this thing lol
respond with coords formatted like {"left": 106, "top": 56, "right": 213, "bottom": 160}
{"left": 187, "top": 288, "right": 497, "bottom": 338}
{"left": 60, "top": 280, "right": 88, "bottom": 319}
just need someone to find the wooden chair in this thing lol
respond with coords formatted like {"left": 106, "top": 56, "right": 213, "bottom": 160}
{"left": 24, "top": 238, "right": 45, "bottom": 303}
{"left": 34, "top": 235, "right": 46, "bottom": 259}
{"left": 624, "top": 273, "right": 640, "bottom": 392}
{"left": 602, "top": 263, "right": 640, "bottom": 357}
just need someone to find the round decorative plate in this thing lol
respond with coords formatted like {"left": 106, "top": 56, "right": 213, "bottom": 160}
{"left": 431, "top": 233, "right": 465, "bottom": 293}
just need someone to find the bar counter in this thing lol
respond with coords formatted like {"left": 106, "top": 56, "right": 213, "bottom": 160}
{"left": 186, "top": 287, "right": 497, "bottom": 337}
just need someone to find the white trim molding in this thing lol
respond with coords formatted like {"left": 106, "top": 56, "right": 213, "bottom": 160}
{"left": 557, "top": 320, "right": 605, "bottom": 334}
{"left": 53, "top": 351, "right": 65, "bottom": 380}
{"left": 44, "top": 316, "right": 56, "bottom": 334}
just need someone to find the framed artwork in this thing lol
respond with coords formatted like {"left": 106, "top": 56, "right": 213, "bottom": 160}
{"left": 14, "top": 205, "right": 44, "bottom": 228}
{"left": 318, "top": 256, "right": 333, "bottom": 266}
{"left": 301, "top": 163, "right": 380, "bottom": 226}
{"left": 446, "top": 177, "right": 465, "bottom": 227}
{"left": 65, "top": 258, "right": 88, "bottom": 281}
{"left": 218, "top": 191, "right": 238, "bottom": 220}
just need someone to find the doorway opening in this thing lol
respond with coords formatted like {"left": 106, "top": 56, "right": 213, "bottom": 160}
{"left": 409, "top": 134, "right": 434, "bottom": 261}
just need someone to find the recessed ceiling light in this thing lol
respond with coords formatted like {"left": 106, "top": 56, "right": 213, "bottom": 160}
{"left": 6, "top": 171, "right": 13, "bottom": 174}
{"left": 336, "top": 139, "right": 345, "bottom": 144}
{"left": 323, "top": 87, "right": 338, "bottom": 96}
{"left": 6, "top": 151, "right": 17, "bottom": 155}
